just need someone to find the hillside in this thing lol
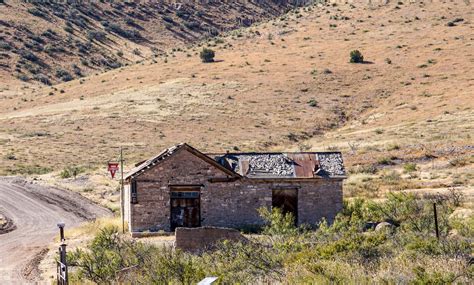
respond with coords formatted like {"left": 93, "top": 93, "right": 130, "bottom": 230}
{"left": 0, "top": 0, "right": 295, "bottom": 87}
{"left": 0, "top": 0, "right": 472, "bottom": 194}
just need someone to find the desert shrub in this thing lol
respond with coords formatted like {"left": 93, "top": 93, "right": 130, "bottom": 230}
{"left": 55, "top": 69, "right": 73, "bottom": 82}
{"left": 381, "top": 170, "right": 401, "bottom": 184}
{"left": 162, "top": 15, "right": 174, "bottom": 23}
{"left": 87, "top": 30, "right": 107, "bottom": 42}
{"left": 349, "top": 164, "right": 378, "bottom": 174}
{"left": 44, "top": 44, "right": 65, "bottom": 55}
{"left": 386, "top": 143, "right": 400, "bottom": 150}
{"left": 374, "top": 128, "right": 384, "bottom": 134}
{"left": 132, "top": 48, "right": 141, "bottom": 55}
{"left": 27, "top": 8, "right": 47, "bottom": 18}
{"left": 175, "top": 10, "right": 188, "bottom": 19}
{"left": 42, "top": 29, "right": 57, "bottom": 38}
{"left": 17, "top": 74, "right": 29, "bottom": 81}
{"left": 64, "top": 26, "right": 73, "bottom": 33}
{"left": 34, "top": 74, "right": 51, "bottom": 85}
{"left": 19, "top": 50, "right": 39, "bottom": 62}
{"left": 60, "top": 166, "right": 84, "bottom": 179}
{"left": 448, "top": 156, "right": 470, "bottom": 167}
{"left": 258, "top": 207, "right": 298, "bottom": 236}
{"left": 200, "top": 48, "right": 215, "bottom": 63}
{"left": 403, "top": 163, "right": 417, "bottom": 172}
{"left": 106, "top": 23, "right": 141, "bottom": 41}
{"left": 0, "top": 40, "right": 12, "bottom": 50}
{"left": 125, "top": 18, "right": 136, "bottom": 26}
{"left": 377, "top": 157, "right": 394, "bottom": 165}
{"left": 7, "top": 165, "right": 52, "bottom": 175}
{"left": 350, "top": 50, "right": 364, "bottom": 63}
{"left": 184, "top": 21, "right": 200, "bottom": 30}
{"left": 5, "top": 153, "right": 16, "bottom": 160}
{"left": 69, "top": 194, "right": 473, "bottom": 284}
{"left": 68, "top": 226, "right": 148, "bottom": 284}
{"left": 307, "top": 99, "right": 318, "bottom": 107}
{"left": 72, "top": 64, "right": 82, "bottom": 76}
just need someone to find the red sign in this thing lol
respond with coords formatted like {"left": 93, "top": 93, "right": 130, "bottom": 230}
{"left": 108, "top": 162, "right": 119, "bottom": 178}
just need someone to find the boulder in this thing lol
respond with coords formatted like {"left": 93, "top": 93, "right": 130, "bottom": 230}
{"left": 375, "top": 221, "right": 395, "bottom": 232}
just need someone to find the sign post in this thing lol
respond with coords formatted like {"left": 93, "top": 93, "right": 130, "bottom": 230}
{"left": 120, "top": 147, "right": 124, "bottom": 234}
{"left": 57, "top": 223, "right": 68, "bottom": 285}
{"left": 108, "top": 148, "right": 125, "bottom": 234}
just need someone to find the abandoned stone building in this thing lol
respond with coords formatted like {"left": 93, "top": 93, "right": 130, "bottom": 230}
{"left": 124, "top": 143, "right": 345, "bottom": 233}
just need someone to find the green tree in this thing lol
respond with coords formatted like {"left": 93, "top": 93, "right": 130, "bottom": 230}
{"left": 200, "top": 48, "right": 215, "bottom": 63}
{"left": 350, "top": 50, "right": 364, "bottom": 63}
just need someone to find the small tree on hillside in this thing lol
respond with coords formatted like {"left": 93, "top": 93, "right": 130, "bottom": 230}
{"left": 200, "top": 48, "right": 215, "bottom": 63}
{"left": 350, "top": 50, "right": 364, "bottom": 63}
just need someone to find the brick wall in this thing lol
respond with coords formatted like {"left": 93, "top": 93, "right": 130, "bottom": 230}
{"left": 175, "top": 227, "right": 246, "bottom": 252}
{"left": 128, "top": 148, "right": 343, "bottom": 233}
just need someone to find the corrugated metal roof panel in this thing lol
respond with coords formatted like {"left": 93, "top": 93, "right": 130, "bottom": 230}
{"left": 288, "top": 153, "right": 317, "bottom": 178}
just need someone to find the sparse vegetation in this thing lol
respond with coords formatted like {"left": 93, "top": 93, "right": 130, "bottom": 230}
{"left": 307, "top": 99, "right": 318, "bottom": 107}
{"left": 200, "top": 48, "right": 215, "bottom": 63}
{"left": 403, "top": 163, "right": 417, "bottom": 173}
{"left": 68, "top": 195, "right": 472, "bottom": 283}
{"left": 59, "top": 166, "right": 84, "bottom": 179}
{"left": 349, "top": 50, "right": 364, "bottom": 63}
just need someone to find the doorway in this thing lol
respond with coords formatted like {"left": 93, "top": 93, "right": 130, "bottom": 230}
{"left": 170, "top": 186, "right": 201, "bottom": 231}
{"left": 272, "top": 189, "right": 298, "bottom": 224}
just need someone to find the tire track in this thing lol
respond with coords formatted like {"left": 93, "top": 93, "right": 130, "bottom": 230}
{"left": 0, "top": 178, "right": 111, "bottom": 284}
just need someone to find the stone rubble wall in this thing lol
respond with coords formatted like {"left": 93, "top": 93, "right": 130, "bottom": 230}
{"left": 175, "top": 226, "right": 246, "bottom": 252}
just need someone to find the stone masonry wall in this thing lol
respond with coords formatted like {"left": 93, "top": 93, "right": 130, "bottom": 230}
{"left": 129, "top": 148, "right": 343, "bottom": 232}
{"left": 130, "top": 147, "right": 231, "bottom": 232}
{"left": 175, "top": 227, "right": 246, "bottom": 252}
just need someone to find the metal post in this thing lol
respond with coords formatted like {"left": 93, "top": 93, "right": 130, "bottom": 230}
{"left": 120, "top": 147, "right": 125, "bottom": 234}
{"left": 433, "top": 203, "right": 439, "bottom": 240}
{"left": 59, "top": 226, "right": 64, "bottom": 242}
{"left": 57, "top": 223, "right": 68, "bottom": 285}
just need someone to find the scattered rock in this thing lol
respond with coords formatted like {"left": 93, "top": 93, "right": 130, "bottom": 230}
{"left": 375, "top": 221, "right": 395, "bottom": 232}
{"left": 449, "top": 208, "right": 473, "bottom": 220}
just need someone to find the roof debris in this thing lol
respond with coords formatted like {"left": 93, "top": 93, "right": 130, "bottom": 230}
{"left": 213, "top": 152, "right": 345, "bottom": 178}
{"left": 125, "top": 143, "right": 346, "bottom": 180}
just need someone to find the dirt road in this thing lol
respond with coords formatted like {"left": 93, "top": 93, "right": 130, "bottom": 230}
{"left": 0, "top": 177, "right": 110, "bottom": 284}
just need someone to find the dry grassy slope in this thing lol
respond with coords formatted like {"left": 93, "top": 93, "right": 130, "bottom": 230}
{"left": 0, "top": 1, "right": 472, "bottom": 178}
{"left": 0, "top": 0, "right": 294, "bottom": 87}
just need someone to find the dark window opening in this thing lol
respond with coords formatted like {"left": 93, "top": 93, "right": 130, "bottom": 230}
{"left": 131, "top": 180, "right": 137, "bottom": 204}
{"left": 272, "top": 189, "right": 298, "bottom": 224}
{"left": 170, "top": 186, "right": 201, "bottom": 231}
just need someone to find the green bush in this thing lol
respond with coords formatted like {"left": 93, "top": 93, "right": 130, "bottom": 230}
{"left": 68, "top": 194, "right": 473, "bottom": 284}
{"left": 350, "top": 50, "right": 364, "bottom": 63}
{"left": 59, "top": 166, "right": 84, "bottom": 179}
{"left": 200, "top": 48, "right": 215, "bottom": 63}
{"left": 258, "top": 207, "right": 298, "bottom": 236}
{"left": 307, "top": 99, "right": 318, "bottom": 107}
{"left": 403, "top": 163, "right": 417, "bottom": 172}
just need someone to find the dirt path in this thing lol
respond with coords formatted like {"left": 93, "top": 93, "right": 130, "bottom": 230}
{"left": 0, "top": 177, "right": 111, "bottom": 284}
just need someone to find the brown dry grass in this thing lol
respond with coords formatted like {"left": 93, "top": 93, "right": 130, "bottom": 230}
{"left": 0, "top": 1, "right": 472, "bottom": 203}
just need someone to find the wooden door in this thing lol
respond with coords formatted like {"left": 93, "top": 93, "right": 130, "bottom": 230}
{"left": 170, "top": 186, "right": 201, "bottom": 231}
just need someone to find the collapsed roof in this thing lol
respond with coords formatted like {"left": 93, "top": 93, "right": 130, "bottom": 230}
{"left": 211, "top": 152, "right": 345, "bottom": 178}
{"left": 125, "top": 143, "right": 346, "bottom": 180}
